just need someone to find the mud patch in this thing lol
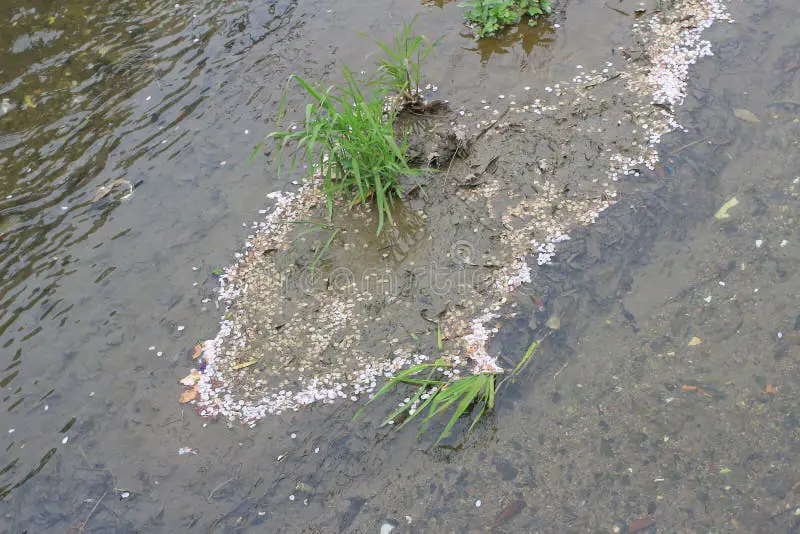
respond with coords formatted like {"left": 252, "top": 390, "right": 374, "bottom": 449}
{"left": 184, "top": 0, "right": 734, "bottom": 429}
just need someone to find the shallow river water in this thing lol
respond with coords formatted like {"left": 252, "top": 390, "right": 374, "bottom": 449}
{"left": 1, "top": 0, "right": 799, "bottom": 532}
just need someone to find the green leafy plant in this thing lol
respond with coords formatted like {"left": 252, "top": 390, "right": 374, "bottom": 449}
{"left": 460, "top": 0, "right": 552, "bottom": 39}
{"left": 356, "top": 339, "right": 540, "bottom": 445}
{"left": 270, "top": 66, "right": 419, "bottom": 234}
{"left": 360, "top": 15, "right": 440, "bottom": 103}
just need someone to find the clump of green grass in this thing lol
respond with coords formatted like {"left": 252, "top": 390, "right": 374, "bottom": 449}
{"left": 356, "top": 339, "right": 539, "bottom": 445}
{"left": 361, "top": 15, "right": 440, "bottom": 105}
{"left": 460, "top": 0, "right": 552, "bottom": 39}
{"left": 270, "top": 66, "right": 419, "bottom": 234}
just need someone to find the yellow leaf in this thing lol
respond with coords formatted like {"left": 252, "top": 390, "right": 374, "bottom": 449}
{"left": 714, "top": 197, "right": 739, "bottom": 219}
{"left": 719, "top": 467, "right": 732, "bottom": 474}
{"left": 179, "top": 370, "right": 200, "bottom": 386}
{"left": 48, "top": 16, "right": 56, "bottom": 24}
{"left": 233, "top": 359, "right": 257, "bottom": 370}
{"left": 24, "top": 95, "right": 36, "bottom": 108}
{"left": 688, "top": 336, "right": 702, "bottom": 346}
{"left": 191, "top": 344, "right": 203, "bottom": 359}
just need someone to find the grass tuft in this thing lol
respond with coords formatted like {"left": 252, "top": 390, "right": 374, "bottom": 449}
{"left": 360, "top": 15, "right": 441, "bottom": 104}
{"left": 356, "top": 339, "right": 540, "bottom": 445}
{"left": 270, "top": 66, "right": 419, "bottom": 234}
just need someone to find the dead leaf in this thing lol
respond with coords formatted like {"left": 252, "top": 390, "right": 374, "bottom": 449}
{"left": 179, "top": 370, "right": 200, "bottom": 387}
{"left": 680, "top": 385, "right": 698, "bottom": 392}
{"left": 734, "top": 108, "right": 760, "bottom": 123}
{"left": 765, "top": 384, "right": 778, "bottom": 394}
{"left": 178, "top": 385, "right": 198, "bottom": 403}
{"left": 191, "top": 344, "right": 203, "bottom": 359}
{"left": 91, "top": 178, "right": 133, "bottom": 203}
{"left": 688, "top": 336, "right": 702, "bottom": 346}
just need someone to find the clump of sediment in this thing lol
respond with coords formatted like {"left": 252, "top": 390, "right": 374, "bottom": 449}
{"left": 183, "top": 0, "right": 730, "bottom": 425}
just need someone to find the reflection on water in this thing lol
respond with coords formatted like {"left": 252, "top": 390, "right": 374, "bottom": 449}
{"left": 422, "top": 0, "right": 556, "bottom": 62}
{"left": 0, "top": 0, "right": 299, "bottom": 501}
{"left": 463, "top": 18, "right": 556, "bottom": 63}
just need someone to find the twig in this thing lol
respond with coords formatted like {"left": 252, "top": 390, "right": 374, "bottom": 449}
{"left": 473, "top": 106, "right": 511, "bottom": 145}
{"left": 604, "top": 2, "right": 630, "bottom": 16}
{"left": 552, "top": 361, "right": 569, "bottom": 381}
{"left": 85, "top": 491, "right": 107, "bottom": 526}
{"left": 669, "top": 136, "right": 710, "bottom": 155}
{"left": 207, "top": 466, "right": 242, "bottom": 502}
{"left": 582, "top": 72, "right": 622, "bottom": 90}
{"left": 71, "top": 491, "right": 107, "bottom": 533}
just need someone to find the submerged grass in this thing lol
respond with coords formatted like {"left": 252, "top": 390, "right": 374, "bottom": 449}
{"left": 356, "top": 339, "right": 540, "bottom": 445}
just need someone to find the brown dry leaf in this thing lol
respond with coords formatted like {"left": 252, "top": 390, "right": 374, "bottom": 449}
{"left": 765, "top": 384, "right": 778, "bottom": 394}
{"left": 680, "top": 385, "right": 698, "bottom": 392}
{"left": 179, "top": 370, "right": 200, "bottom": 387}
{"left": 178, "top": 385, "right": 198, "bottom": 403}
{"left": 191, "top": 344, "right": 203, "bottom": 359}
{"left": 688, "top": 336, "right": 702, "bottom": 346}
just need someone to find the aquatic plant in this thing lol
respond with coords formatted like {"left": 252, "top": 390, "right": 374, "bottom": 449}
{"left": 361, "top": 16, "right": 440, "bottom": 106}
{"left": 460, "top": 0, "right": 552, "bottom": 39}
{"left": 356, "top": 339, "right": 539, "bottom": 445}
{"left": 270, "top": 67, "right": 418, "bottom": 234}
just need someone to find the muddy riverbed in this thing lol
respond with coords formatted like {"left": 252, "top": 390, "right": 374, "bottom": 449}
{"left": 1, "top": 0, "right": 799, "bottom": 532}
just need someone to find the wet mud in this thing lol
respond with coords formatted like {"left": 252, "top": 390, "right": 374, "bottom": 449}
{"left": 1, "top": 0, "right": 799, "bottom": 532}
